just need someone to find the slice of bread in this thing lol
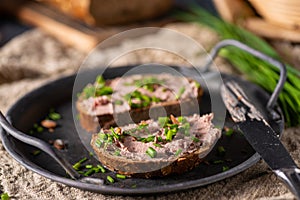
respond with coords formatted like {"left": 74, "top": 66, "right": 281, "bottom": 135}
{"left": 76, "top": 74, "right": 203, "bottom": 132}
{"left": 91, "top": 113, "right": 221, "bottom": 178}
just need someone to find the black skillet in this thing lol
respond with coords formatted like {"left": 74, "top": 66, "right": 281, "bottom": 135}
{"left": 0, "top": 40, "right": 286, "bottom": 195}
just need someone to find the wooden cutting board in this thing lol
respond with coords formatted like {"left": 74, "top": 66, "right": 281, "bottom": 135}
{"left": 11, "top": 1, "right": 173, "bottom": 52}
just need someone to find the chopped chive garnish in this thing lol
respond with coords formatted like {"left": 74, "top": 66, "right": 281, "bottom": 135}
{"left": 194, "top": 81, "right": 201, "bottom": 89}
{"left": 157, "top": 136, "right": 163, "bottom": 142}
{"left": 166, "top": 130, "right": 173, "bottom": 142}
{"left": 141, "top": 101, "right": 150, "bottom": 108}
{"left": 36, "top": 126, "right": 44, "bottom": 133}
{"left": 177, "top": 116, "right": 187, "bottom": 123}
{"left": 110, "top": 127, "right": 120, "bottom": 140}
{"left": 49, "top": 111, "right": 61, "bottom": 121}
{"left": 32, "top": 150, "right": 41, "bottom": 156}
{"left": 97, "top": 165, "right": 106, "bottom": 173}
{"left": 1, "top": 193, "right": 10, "bottom": 200}
{"left": 107, "top": 135, "right": 113, "bottom": 144}
{"left": 153, "top": 143, "right": 162, "bottom": 148}
{"left": 168, "top": 123, "right": 179, "bottom": 129}
{"left": 170, "top": 127, "right": 178, "bottom": 134}
{"left": 145, "top": 135, "right": 155, "bottom": 142}
{"left": 137, "top": 123, "right": 148, "bottom": 130}
{"left": 95, "top": 86, "right": 113, "bottom": 96}
{"left": 72, "top": 157, "right": 88, "bottom": 170}
{"left": 89, "top": 151, "right": 94, "bottom": 156}
{"left": 192, "top": 136, "right": 200, "bottom": 143}
{"left": 84, "top": 168, "right": 95, "bottom": 176}
{"left": 98, "top": 132, "right": 108, "bottom": 141}
{"left": 141, "top": 93, "right": 151, "bottom": 102}
{"left": 213, "top": 160, "right": 224, "bottom": 164}
{"left": 95, "top": 139, "right": 103, "bottom": 148}
{"left": 152, "top": 96, "right": 161, "bottom": 103}
{"left": 176, "top": 87, "right": 185, "bottom": 100}
{"left": 116, "top": 174, "right": 126, "bottom": 179}
{"left": 138, "top": 138, "right": 146, "bottom": 142}
{"left": 224, "top": 128, "right": 234, "bottom": 137}
{"left": 124, "top": 90, "right": 157, "bottom": 109}
{"left": 143, "top": 84, "right": 154, "bottom": 92}
{"left": 72, "top": 163, "right": 81, "bottom": 171}
{"left": 83, "top": 85, "right": 96, "bottom": 99}
{"left": 96, "top": 75, "right": 105, "bottom": 86}
{"left": 93, "top": 167, "right": 100, "bottom": 173}
{"left": 107, "top": 175, "right": 114, "bottom": 183}
{"left": 146, "top": 147, "right": 157, "bottom": 158}
{"left": 175, "top": 149, "right": 182, "bottom": 157}
{"left": 217, "top": 146, "right": 226, "bottom": 156}
{"left": 81, "top": 75, "right": 113, "bottom": 99}
{"left": 222, "top": 166, "right": 229, "bottom": 172}
{"left": 78, "top": 171, "right": 85, "bottom": 174}
{"left": 131, "top": 184, "right": 137, "bottom": 188}
{"left": 85, "top": 165, "right": 93, "bottom": 169}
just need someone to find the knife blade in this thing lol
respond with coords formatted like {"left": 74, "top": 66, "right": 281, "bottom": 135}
{"left": 221, "top": 80, "right": 300, "bottom": 199}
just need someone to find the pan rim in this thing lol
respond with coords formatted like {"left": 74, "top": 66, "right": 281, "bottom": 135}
{"left": 0, "top": 66, "right": 283, "bottom": 195}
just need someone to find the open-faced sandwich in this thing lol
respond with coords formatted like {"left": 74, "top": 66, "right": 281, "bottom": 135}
{"left": 77, "top": 74, "right": 203, "bottom": 132}
{"left": 91, "top": 113, "right": 221, "bottom": 178}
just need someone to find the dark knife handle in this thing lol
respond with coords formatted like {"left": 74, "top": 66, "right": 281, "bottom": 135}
{"left": 274, "top": 168, "right": 300, "bottom": 199}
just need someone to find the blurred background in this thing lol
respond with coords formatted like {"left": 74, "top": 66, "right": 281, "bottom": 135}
{"left": 1, "top": 0, "right": 300, "bottom": 61}
{"left": 0, "top": 0, "right": 216, "bottom": 47}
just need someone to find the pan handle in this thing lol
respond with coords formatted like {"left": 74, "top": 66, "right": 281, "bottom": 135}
{"left": 0, "top": 111, "right": 104, "bottom": 184}
{"left": 202, "top": 39, "right": 287, "bottom": 111}
{"left": 0, "top": 111, "right": 80, "bottom": 179}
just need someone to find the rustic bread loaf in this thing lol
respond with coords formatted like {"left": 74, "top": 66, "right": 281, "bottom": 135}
{"left": 40, "top": 0, "right": 173, "bottom": 26}
{"left": 76, "top": 74, "right": 203, "bottom": 132}
{"left": 91, "top": 113, "right": 221, "bottom": 178}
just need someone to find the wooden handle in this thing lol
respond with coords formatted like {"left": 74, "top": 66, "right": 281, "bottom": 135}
{"left": 15, "top": 1, "right": 103, "bottom": 52}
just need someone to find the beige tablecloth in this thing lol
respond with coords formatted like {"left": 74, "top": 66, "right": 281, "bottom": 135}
{"left": 0, "top": 23, "right": 299, "bottom": 200}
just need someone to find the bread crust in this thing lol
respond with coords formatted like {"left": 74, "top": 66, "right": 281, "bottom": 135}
{"left": 91, "top": 134, "right": 209, "bottom": 178}
{"left": 90, "top": 114, "right": 221, "bottom": 178}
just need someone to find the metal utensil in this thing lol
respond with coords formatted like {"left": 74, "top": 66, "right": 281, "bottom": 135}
{"left": 221, "top": 80, "right": 300, "bottom": 199}
{"left": 0, "top": 111, "right": 103, "bottom": 185}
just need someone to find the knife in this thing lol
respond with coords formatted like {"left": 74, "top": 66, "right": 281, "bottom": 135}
{"left": 221, "top": 80, "right": 300, "bottom": 199}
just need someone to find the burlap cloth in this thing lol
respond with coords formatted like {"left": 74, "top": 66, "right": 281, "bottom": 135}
{"left": 0, "top": 23, "right": 299, "bottom": 200}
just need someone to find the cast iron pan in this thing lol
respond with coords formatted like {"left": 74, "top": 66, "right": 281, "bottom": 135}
{"left": 0, "top": 40, "right": 285, "bottom": 195}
